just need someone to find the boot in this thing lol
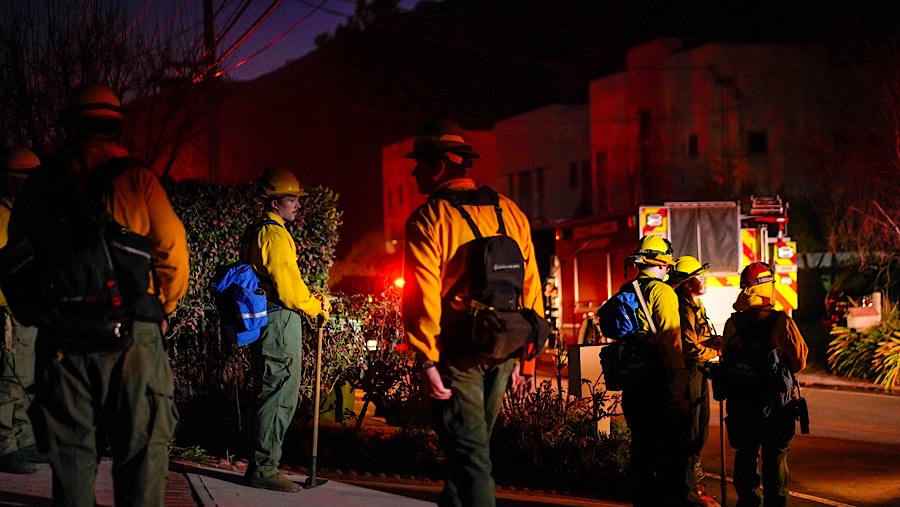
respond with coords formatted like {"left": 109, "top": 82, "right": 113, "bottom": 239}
{"left": 16, "top": 446, "right": 49, "bottom": 464}
{"left": 0, "top": 452, "right": 37, "bottom": 474}
{"left": 246, "top": 471, "right": 302, "bottom": 493}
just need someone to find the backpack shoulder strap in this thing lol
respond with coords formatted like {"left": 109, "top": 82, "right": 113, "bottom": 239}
{"left": 631, "top": 278, "right": 657, "bottom": 335}
{"left": 432, "top": 189, "right": 484, "bottom": 239}
{"left": 240, "top": 218, "right": 283, "bottom": 248}
{"left": 432, "top": 185, "right": 509, "bottom": 239}
{"left": 482, "top": 186, "right": 508, "bottom": 236}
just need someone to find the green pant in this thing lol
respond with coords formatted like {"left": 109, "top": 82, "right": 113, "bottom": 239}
{"left": 29, "top": 321, "right": 178, "bottom": 507}
{"left": 686, "top": 367, "right": 711, "bottom": 486}
{"left": 0, "top": 318, "right": 38, "bottom": 456}
{"left": 246, "top": 308, "right": 302, "bottom": 479}
{"left": 622, "top": 375, "right": 693, "bottom": 507}
{"left": 726, "top": 399, "right": 795, "bottom": 507}
{"left": 432, "top": 355, "right": 516, "bottom": 507}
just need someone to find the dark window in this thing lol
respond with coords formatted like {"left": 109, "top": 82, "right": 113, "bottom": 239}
{"left": 688, "top": 134, "right": 699, "bottom": 158}
{"left": 397, "top": 185, "right": 404, "bottom": 206}
{"left": 748, "top": 130, "right": 768, "bottom": 155}
{"left": 535, "top": 167, "right": 545, "bottom": 219}
{"left": 639, "top": 110, "right": 651, "bottom": 142}
{"left": 517, "top": 170, "right": 533, "bottom": 216}
{"left": 595, "top": 151, "right": 607, "bottom": 212}
{"left": 569, "top": 162, "right": 578, "bottom": 187}
{"left": 580, "top": 159, "right": 592, "bottom": 215}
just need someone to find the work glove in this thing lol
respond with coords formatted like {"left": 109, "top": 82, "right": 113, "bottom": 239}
{"left": 316, "top": 294, "right": 331, "bottom": 322}
{"left": 668, "top": 368, "right": 691, "bottom": 419}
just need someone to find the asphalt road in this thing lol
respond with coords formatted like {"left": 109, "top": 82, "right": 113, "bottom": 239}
{"left": 703, "top": 387, "right": 900, "bottom": 507}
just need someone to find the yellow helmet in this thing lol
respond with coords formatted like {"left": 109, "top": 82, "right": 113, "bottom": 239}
{"left": 670, "top": 255, "right": 709, "bottom": 284}
{"left": 258, "top": 167, "right": 307, "bottom": 197}
{"left": 630, "top": 234, "right": 675, "bottom": 267}
{"left": 63, "top": 82, "right": 124, "bottom": 120}
{"left": 1, "top": 148, "right": 40, "bottom": 177}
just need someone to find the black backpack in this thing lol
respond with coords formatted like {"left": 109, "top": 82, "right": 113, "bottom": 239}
{"left": 435, "top": 187, "right": 549, "bottom": 360}
{"left": 0, "top": 157, "right": 163, "bottom": 352}
{"left": 720, "top": 310, "right": 794, "bottom": 411}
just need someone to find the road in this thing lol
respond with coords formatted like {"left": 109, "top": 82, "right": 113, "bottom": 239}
{"left": 541, "top": 353, "right": 900, "bottom": 506}
{"left": 703, "top": 387, "right": 900, "bottom": 507}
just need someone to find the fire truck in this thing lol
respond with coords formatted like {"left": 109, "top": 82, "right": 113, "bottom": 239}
{"left": 549, "top": 196, "right": 797, "bottom": 344}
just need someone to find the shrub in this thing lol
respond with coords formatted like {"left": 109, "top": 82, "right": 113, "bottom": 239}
{"left": 492, "top": 380, "right": 629, "bottom": 498}
{"left": 828, "top": 298, "right": 900, "bottom": 391}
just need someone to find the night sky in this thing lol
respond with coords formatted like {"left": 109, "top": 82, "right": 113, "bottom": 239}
{"left": 129, "top": 0, "right": 420, "bottom": 82}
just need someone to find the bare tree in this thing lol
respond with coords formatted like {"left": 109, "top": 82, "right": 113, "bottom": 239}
{"left": 0, "top": 0, "right": 209, "bottom": 175}
{"left": 827, "top": 32, "right": 900, "bottom": 284}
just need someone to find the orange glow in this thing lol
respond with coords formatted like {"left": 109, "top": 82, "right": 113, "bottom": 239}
{"left": 393, "top": 278, "right": 405, "bottom": 288}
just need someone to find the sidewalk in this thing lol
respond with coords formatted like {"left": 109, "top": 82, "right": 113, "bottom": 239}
{"left": 0, "top": 459, "right": 434, "bottom": 506}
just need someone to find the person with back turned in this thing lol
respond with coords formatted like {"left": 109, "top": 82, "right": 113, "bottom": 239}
{"left": 0, "top": 148, "right": 43, "bottom": 475}
{"left": 402, "top": 120, "right": 543, "bottom": 506}
{"left": 9, "top": 82, "right": 188, "bottom": 505}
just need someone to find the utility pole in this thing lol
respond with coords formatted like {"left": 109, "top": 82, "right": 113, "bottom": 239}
{"left": 203, "top": 0, "right": 218, "bottom": 182}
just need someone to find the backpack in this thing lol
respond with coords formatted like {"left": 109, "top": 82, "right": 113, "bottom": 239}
{"left": 435, "top": 187, "right": 549, "bottom": 360}
{"left": 720, "top": 310, "right": 795, "bottom": 413}
{"left": 0, "top": 157, "right": 163, "bottom": 353}
{"left": 597, "top": 279, "right": 648, "bottom": 340}
{"left": 209, "top": 219, "right": 280, "bottom": 346}
{"left": 597, "top": 279, "right": 662, "bottom": 390}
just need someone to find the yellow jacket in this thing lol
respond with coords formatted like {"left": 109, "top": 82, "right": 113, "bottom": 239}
{"left": 723, "top": 283, "right": 808, "bottom": 373}
{"left": 635, "top": 272, "right": 686, "bottom": 377}
{"left": 402, "top": 178, "right": 544, "bottom": 363}
{"left": 241, "top": 211, "right": 322, "bottom": 318}
{"left": 676, "top": 289, "right": 719, "bottom": 366}
{"left": 0, "top": 198, "right": 11, "bottom": 310}
{"left": 9, "top": 141, "right": 189, "bottom": 315}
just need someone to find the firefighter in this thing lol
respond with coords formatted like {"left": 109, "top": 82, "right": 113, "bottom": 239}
{"left": 0, "top": 148, "right": 43, "bottom": 475}
{"left": 722, "top": 262, "right": 808, "bottom": 507}
{"left": 669, "top": 255, "right": 721, "bottom": 507}
{"left": 241, "top": 167, "right": 330, "bottom": 493}
{"left": 620, "top": 234, "right": 697, "bottom": 506}
{"left": 9, "top": 83, "right": 189, "bottom": 505}
{"left": 402, "top": 119, "right": 543, "bottom": 506}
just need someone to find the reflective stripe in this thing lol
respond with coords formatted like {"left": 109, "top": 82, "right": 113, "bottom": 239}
{"left": 241, "top": 310, "right": 268, "bottom": 320}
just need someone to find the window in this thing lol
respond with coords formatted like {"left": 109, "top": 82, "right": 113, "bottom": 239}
{"left": 397, "top": 184, "right": 404, "bottom": 206}
{"left": 569, "top": 162, "right": 578, "bottom": 188}
{"left": 580, "top": 159, "right": 592, "bottom": 215}
{"left": 595, "top": 151, "right": 607, "bottom": 212}
{"left": 688, "top": 134, "right": 698, "bottom": 158}
{"left": 748, "top": 130, "right": 768, "bottom": 155}
{"left": 517, "top": 170, "right": 533, "bottom": 217}
{"left": 535, "top": 167, "right": 545, "bottom": 219}
{"left": 639, "top": 110, "right": 651, "bottom": 142}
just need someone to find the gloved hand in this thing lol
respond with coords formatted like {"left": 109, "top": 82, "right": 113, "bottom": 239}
{"left": 668, "top": 368, "right": 690, "bottom": 419}
{"left": 316, "top": 295, "right": 331, "bottom": 323}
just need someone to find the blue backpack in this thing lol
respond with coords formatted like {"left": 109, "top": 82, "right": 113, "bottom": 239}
{"left": 598, "top": 279, "right": 649, "bottom": 340}
{"left": 209, "top": 219, "right": 280, "bottom": 346}
{"left": 597, "top": 279, "right": 660, "bottom": 390}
